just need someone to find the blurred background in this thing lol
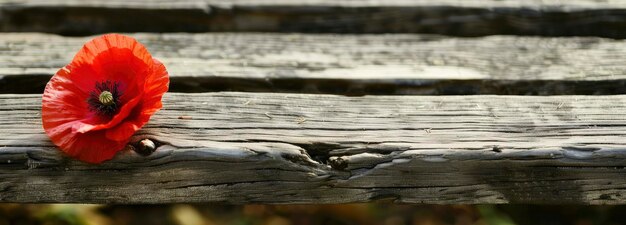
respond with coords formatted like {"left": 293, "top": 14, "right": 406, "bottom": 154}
{"left": 4, "top": 204, "right": 626, "bottom": 225}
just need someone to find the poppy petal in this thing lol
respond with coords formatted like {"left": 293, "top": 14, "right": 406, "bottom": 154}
{"left": 142, "top": 59, "right": 170, "bottom": 116}
{"left": 74, "top": 34, "right": 152, "bottom": 66}
{"left": 42, "top": 34, "right": 169, "bottom": 164}
{"left": 105, "top": 121, "right": 140, "bottom": 142}
{"left": 73, "top": 94, "right": 143, "bottom": 134}
{"left": 58, "top": 130, "right": 126, "bottom": 164}
{"left": 104, "top": 59, "right": 169, "bottom": 142}
{"left": 69, "top": 34, "right": 152, "bottom": 95}
{"left": 42, "top": 67, "right": 93, "bottom": 137}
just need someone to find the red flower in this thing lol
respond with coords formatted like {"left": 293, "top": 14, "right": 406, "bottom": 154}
{"left": 42, "top": 34, "right": 169, "bottom": 164}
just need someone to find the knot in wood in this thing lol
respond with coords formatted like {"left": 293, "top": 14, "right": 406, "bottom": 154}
{"left": 134, "top": 139, "right": 156, "bottom": 156}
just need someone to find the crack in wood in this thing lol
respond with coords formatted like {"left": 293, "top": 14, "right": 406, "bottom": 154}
{"left": 290, "top": 142, "right": 344, "bottom": 164}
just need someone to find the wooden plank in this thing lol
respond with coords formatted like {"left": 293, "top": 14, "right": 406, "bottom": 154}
{"left": 2, "top": 33, "right": 626, "bottom": 95}
{"left": 5, "top": 0, "right": 626, "bottom": 8}
{"left": 1, "top": 0, "right": 626, "bottom": 37}
{"left": 2, "top": 92, "right": 626, "bottom": 204}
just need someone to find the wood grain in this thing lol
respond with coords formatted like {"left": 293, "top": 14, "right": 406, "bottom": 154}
{"left": 1, "top": 0, "right": 626, "bottom": 37}
{"left": 3, "top": 92, "right": 626, "bottom": 204}
{"left": 3, "top": 33, "right": 626, "bottom": 95}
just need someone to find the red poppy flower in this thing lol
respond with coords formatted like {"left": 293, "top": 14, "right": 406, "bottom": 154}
{"left": 42, "top": 34, "right": 169, "bottom": 164}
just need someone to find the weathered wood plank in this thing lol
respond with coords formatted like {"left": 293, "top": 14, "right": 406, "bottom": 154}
{"left": 2, "top": 33, "right": 626, "bottom": 95}
{"left": 1, "top": 0, "right": 626, "bottom": 37}
{"left": 2, "top": 92, "right": 626, "bottom": 204}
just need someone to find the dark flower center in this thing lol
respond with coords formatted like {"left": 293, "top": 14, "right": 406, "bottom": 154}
{"left": 88, "top": 81, "right": 121, "bottom": 116}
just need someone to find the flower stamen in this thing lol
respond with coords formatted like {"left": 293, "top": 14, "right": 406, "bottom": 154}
{"left": 88, "top": 81, "right": 121, "bottom": 116}
{"left": 99, "top": 91, "right": 115, "bottom": 106}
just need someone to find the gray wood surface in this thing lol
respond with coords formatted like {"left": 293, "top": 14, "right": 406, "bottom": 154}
{"left": 5, "top": 0, "right": 626, "bottom": 8}
{"left": 3, "top": 33, "right": 626, "bottom": 95}
{"left": 1, "top": 0, "right": 626, "bottom": 37}
{"left": 3, "top": 92, "right": 626, "bottom": 204}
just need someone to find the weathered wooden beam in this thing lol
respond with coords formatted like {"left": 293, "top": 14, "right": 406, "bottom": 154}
{"left": 2, "top": 92, "right": 626, "bottom": 204}
{"left": 1, "top": 0, "right": 626, "bottom": 37}
{"left": 2, "top": 33, "right": 626, "bottom": 95}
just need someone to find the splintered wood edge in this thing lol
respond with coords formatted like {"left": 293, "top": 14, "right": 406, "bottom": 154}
{"left": 3, "top": 33, "right": 626, "bottom": 95}
{"left": 1, "top": 92, "right": 626, "bottom": 204}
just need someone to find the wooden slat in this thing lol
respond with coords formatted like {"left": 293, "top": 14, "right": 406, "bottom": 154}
{"left": 1, "top": 0, "right": 626, "bottom": 37}
{"left": 2, "top": 92, "right": 626, "bottom": 204}
{"left": 2, "top": 33, "right": 626, "bottom": 95}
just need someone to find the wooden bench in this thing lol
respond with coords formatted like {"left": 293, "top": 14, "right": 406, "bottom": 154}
{"left": 1, "top": 0, "right": 626, "bottom": 205}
